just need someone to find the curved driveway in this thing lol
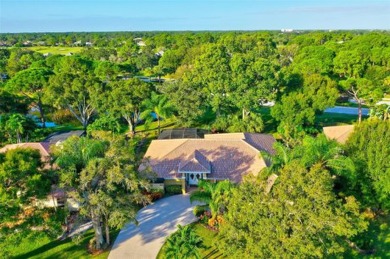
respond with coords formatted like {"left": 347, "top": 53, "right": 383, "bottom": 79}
{"left": 108, "top": 194, "right": 198, "bottom": 259}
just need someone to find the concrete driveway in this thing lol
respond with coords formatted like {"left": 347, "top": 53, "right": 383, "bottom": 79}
{"left": 108, "top": 194, "right": 198, "bottom": 259}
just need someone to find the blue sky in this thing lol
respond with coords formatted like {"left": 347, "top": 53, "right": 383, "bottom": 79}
{"left": 1, "top": 0, "right": 389, "bottom": 32}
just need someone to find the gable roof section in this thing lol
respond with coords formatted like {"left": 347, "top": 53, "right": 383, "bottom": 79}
{"left": 323, "top": 125, "right": 355, "bottom": 144}
{"left": 179, "top": 150, "right": 211, "bottom": 173}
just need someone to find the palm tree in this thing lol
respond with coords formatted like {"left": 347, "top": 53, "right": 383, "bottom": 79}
{"left": 5, "top": 113, "right": 26, "bottom": 143}
{"left": 296, "top": 134, "right": 356, "bottom": 181}
{"left": 190, "top": 180, "right": 233, "bottom": 220}
{"left": 263, "top": 135, "right": 355, "bottom": 181}
{"left": 141, "top": 91, "right": 174, "bottom": 134}
{"left": 165, "top": 224, "right": 204, "bottom": 259}
{"left": 261, "top": 141, "right": 293, "bottom": 175}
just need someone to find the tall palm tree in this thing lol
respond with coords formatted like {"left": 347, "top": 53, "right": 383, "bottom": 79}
{"left": 141, "top": 91, "right": 174, "bottom": 134}
{"left": 190, "top": 180, "right": 233, "bottom": 220}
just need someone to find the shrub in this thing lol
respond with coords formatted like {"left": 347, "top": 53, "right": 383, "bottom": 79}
{"left": 149, "top": 190, "right": 164, "bottom": 201}
{"left": 193, "top": 205, "right": 208, "bottom": 217}
{"left": 165, "top": 185, "right": 182, "bottom": 195}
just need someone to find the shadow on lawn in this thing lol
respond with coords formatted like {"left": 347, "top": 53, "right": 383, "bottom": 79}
{"left": 13, "top": 231, "right": 94, "bottom": 259}
{"left": 204, "top": 248, "right": 224, "bottom": 259}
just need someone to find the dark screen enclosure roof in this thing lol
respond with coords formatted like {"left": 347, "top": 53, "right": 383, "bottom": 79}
{"left": 158, "top": 128, "right": 209, "bottom": 139}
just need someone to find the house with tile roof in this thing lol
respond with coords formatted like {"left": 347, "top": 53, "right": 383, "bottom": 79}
{"left": 0, "top": 142, "right": 81, "bottom": 210}
{"left": 0, "top": 142, "right": 52, "bottom": 169}
{"left": 323, "top": 125, "right": 355, "bottom": 144}
{"left": 142, "top": 133, "right": 276, "bottom": 192}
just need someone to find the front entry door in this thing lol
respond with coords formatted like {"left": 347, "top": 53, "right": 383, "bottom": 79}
{"left": 188, "top": 173, "right": 202, "bottom": 185}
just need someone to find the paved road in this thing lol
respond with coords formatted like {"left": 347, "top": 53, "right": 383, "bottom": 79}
{"left": 324, "top": 106, "right": 369, "bottom": 116}
{"left": 108, "top": 194, "right": 198, "bottom": 259}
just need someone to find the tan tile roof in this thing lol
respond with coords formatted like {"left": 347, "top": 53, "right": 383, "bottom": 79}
{"left": 204, "top": 133, "right": 246, "bottom": 140}
{"left": 0, "top": 142, "right": 52, "bottom": 168}
{"left": 323, "top": 125, "right": 355, "bottom": 144}
{"left": 143, "top": 133, "right": 276, "bottom": 182}
{"left": 0, "top": 142, "right": 51, "bottom": 157}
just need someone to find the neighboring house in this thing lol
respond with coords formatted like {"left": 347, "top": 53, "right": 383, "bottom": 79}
{"left": 323, "top": 125, "right": 355, "bottom": 144}
{"left": 33, "top": 187, "right": 80, "bottom": 212}
{"left": 134, "top": 37, "right": 146, "bottom": 46}
{"left": 0, "top": 131, "right": 85, "bottom": 210}
{"left": 0, "top": 131, "right": 85, "bottom": 167}
{"left": 0, "top": 142, "right": 52, "bottom": 169}
{"left": 142, "top": 133, "right": 275, "bottom": 192}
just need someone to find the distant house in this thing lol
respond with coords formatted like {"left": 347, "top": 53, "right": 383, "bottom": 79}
{"left": 155, "top": 50, "right": 165, "bottom": 57}
{"left": 73, "top": 40, "right": 82, "bottom": 46}
{"left": 134, "top": 37, "right": 146, "bottom": 47}
{"left": 23, "top": 41, "right": 32, "bottom": 46}
{"left": 323, "top": 125, "right": 355, "bottom": 144}
{"left": 142, "top": 133, "right": 275, "bottom": 192}
{"left": 0, "top": 131, "right": 85, "bottom": 169}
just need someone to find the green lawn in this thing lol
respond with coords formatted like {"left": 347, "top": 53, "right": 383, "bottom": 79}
{"left": 157, "top": 222, "right": 223, "bottom": 259}
{"left": 135, "top": 118, "right": 178, "bottom": 137}
{"left": 315, "top": 112, "right": 363, "bottom": 127}
{"left": 26, "top": 46, "right": 84, "bottom": 55}
{"left": 11, "top": 229, "right": 119, "bottom": 259}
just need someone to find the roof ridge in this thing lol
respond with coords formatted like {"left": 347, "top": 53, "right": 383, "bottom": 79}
{"left": 241, "top": 138, "right": 263, "bottom": 153}
{"left": 240, "top": 138, "right": 270, "bottom": 167}
{"left": 335, "top": 128, "right": 354, "bottom": 141}
{"left": 194, "top": 150, "right": 210, "bottom": 171}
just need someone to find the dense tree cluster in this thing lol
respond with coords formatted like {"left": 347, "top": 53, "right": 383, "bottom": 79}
{"left": 53, "top": 133, "right": 151, "bottom": 249}
{"left": 1, "top": 31, "right": 389, "bottom": 144}
{"left": 217, "top": 132, "right": 389, "bottom": 258}
{"left": 0, "top": 31, "right": 389, "bottom": 256}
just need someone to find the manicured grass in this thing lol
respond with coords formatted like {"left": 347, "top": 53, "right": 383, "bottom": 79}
{"left": 315, "top": 112, "right": 363, "bottom": 127}
{"left": 135, "top": 118, "right": 178, "bottom": 138}
{"left": 157, "top": 222, "right": 223, "bottom": 259}
{"left": 26, "top": 46, "right": 84, "bottom": 55}
{"left": 335, "top": 102, "right": 369, "bottom": 108}
{"left": 11, "top": 229, "right": 119, "bottom": 259}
